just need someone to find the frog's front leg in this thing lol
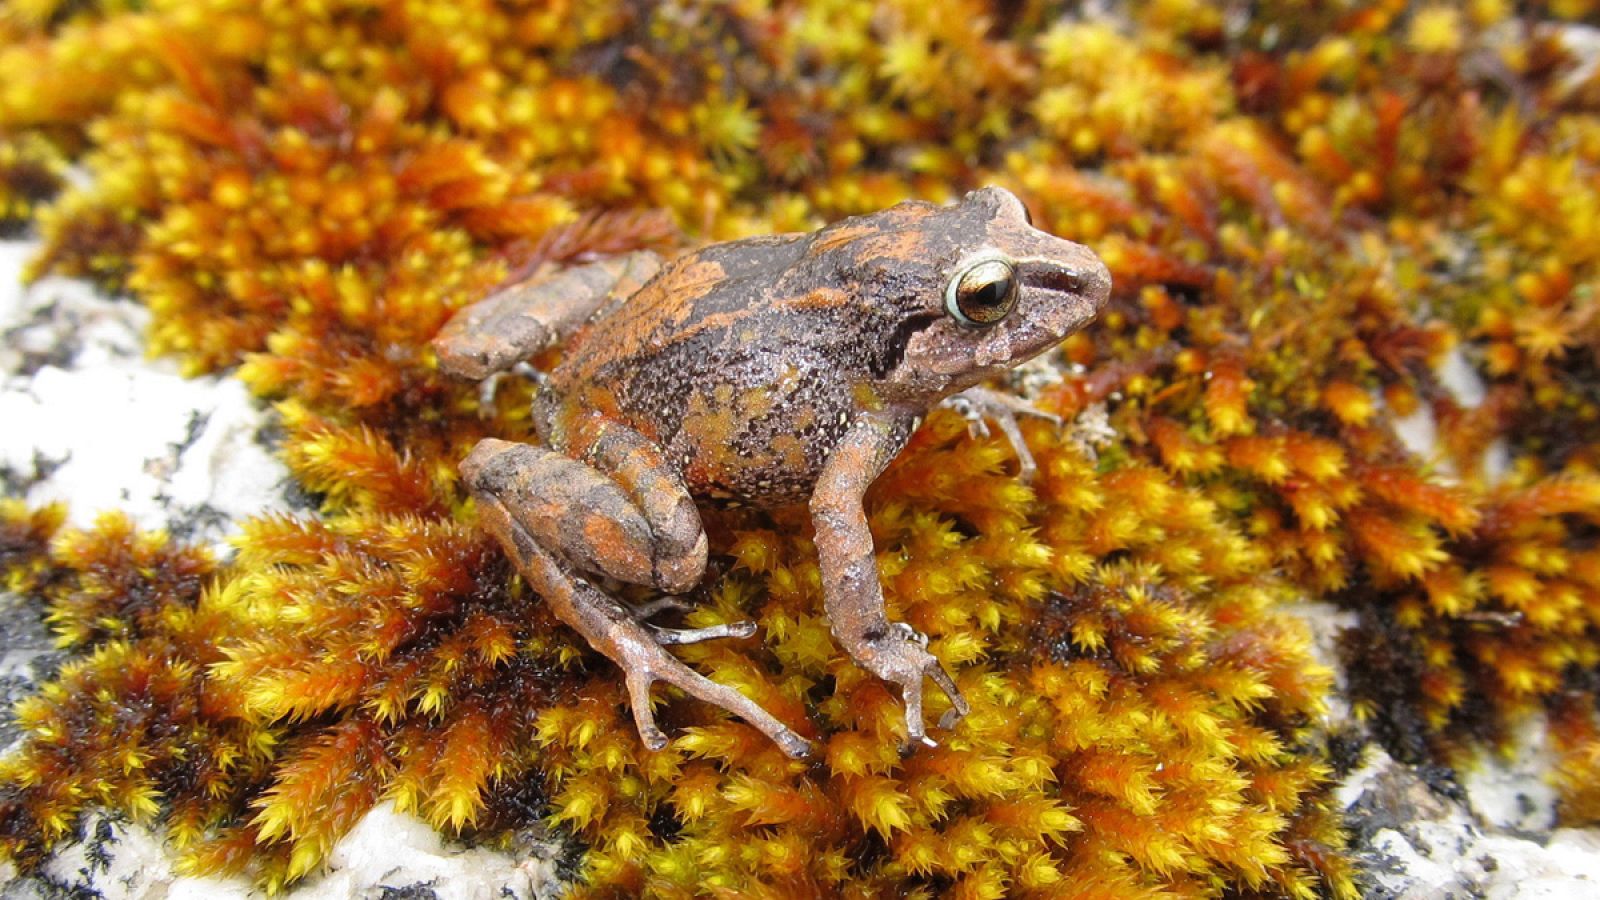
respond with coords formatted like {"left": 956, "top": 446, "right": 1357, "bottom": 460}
{"left": 941, "top": 386, "right": 1060, "bottom": 482}
{"left": 461, "top": 432, "right": 811, "bottom": 759}
{"left": 812, "top": 413, "right": 970, "bottom": 748}
{"left": 433, "top": 250, "right": 660, "bottom": 380}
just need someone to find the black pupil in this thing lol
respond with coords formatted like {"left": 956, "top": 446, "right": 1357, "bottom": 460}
{"left": 962, "top": 273, "right": 1012, "bottom": 319}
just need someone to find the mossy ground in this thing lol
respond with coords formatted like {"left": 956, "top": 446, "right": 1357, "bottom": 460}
{"left": 3, "top": 1, "right": 1600, "bottom": 897}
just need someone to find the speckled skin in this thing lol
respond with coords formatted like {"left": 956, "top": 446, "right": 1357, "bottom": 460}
{"left": 434, "top": 187, "right": 1111, "bottom": 758}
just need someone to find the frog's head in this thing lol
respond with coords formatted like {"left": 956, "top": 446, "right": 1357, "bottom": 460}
{"left": 855, "top": 186, "right": 1112, "bottom": 404}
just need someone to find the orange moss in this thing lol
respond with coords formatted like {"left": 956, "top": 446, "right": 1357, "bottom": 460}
{"left": 0, "top": 500, "right": 65, "bottom": 596}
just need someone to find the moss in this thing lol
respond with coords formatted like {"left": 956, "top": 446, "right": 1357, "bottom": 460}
{"left": 1, "top": 0, "right": 1600, "bottom": 896}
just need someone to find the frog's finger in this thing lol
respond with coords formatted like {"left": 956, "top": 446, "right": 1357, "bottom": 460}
{"left": 927, "top": 661, "right": 970, "bottom": 730}
{"left": 948, "top": 385, "right": 1062, "bottom": 423}
{"left": 987, "top": 405, "right": 1039, "bottom": 483}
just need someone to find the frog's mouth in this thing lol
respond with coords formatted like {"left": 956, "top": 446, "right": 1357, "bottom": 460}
{"left": 895, "top": 314, "right": 1048, "bottom": 395}
{"left": 1026, "top": 262, "right": 1098, "bottom": 300}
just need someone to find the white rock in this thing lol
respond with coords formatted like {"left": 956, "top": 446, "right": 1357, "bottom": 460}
{"left": 1279, "top": 600, "right": 1360, "bottom": 728}
{"left": 1462, "top": 715, "right": 1559, "bottom": 834}
{"left": 12, "top": 804, "right": 562, "bottom": 900}
{"left": 1344, "top": 748, "right": 1600, "bottom": 898}
{"left": 0, "top": 239, "right": 291, "bottom": 555}
{"left": 1388, "top": 345, "right": 1509, "bottom": 482}
{"left": 298, "top": 803, "right": 561, "bottom": 900}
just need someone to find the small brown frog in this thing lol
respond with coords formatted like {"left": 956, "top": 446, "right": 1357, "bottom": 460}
{"left": 433, "top": 187, "right": 1110, "bottom": 758}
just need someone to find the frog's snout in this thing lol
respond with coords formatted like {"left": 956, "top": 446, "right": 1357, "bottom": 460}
{"left": 1074, "top": 252, "right": 1113, "bottom": 317}
{"left": 1018, "top": 243, "right": 1112, "bottom": 323}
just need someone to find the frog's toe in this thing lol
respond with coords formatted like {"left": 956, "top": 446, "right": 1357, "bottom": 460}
{"left": 650, "top": 619, "right": 757, "bottom": 645}
{"left": 624, "top": 672, "right": 672, "bottom": 751}
{"left": 647, "top": 652, "right": 814, "bottom": 758}
{"left": 629, "top": 596, "right": 694, "bottom": 620}
{"left": 773, "top": 728, "right": 812, "bottom": 760}
{"left": 639, "top": 726, "right": 670, "bottom": 752}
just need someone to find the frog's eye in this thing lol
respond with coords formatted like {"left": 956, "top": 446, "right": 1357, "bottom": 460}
{"left": 945, "top": 257, "right": 1018, "bottom": 327}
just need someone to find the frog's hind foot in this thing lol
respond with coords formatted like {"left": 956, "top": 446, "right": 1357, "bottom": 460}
{"left": 487, "top": 512, "right": 811, "bottom": 760}
{"left": 622, "top": 650, "right": 811, "bottom": 760}
{"left": 464, "top": 439, "right": 810, "bottom": 759}
{"left": 941, "top": 386, "right": 1060, "bottom": 482}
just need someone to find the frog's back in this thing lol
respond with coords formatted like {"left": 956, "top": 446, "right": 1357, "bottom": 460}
{"left": 554, "top": 199, "right": 948, "bottom": 408}
{"left": 545, "top": 198, "right": 958, "bottom": 503}
{"left": 556, "top": 235, "right": 806, "bottom": 386}
{"left": 550, "top": 237, "right": 853, "bottom": 499}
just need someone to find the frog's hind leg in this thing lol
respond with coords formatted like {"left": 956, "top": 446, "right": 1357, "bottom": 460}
{"left": 433, "top": 250, "right": 660, "bottom": 379}
{"left": 461, "top": 437, "right": 811, "bottom": 759}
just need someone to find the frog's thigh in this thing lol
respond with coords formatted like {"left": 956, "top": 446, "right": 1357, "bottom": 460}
{"left": 461, "top": 436, "right": 704, "bottom": 592}
{"left": 433, "top": 250, "right": 661, "bottom": 379}
{"left": 563, "top": 417, "right": 707, "bottom": 593}
{"left": 465, "top": 438, "right": 809, "bottom": 758}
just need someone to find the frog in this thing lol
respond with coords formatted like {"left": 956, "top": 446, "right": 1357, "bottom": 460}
{"left": 432, "top": 186, "right": 1111, "bottom": 759}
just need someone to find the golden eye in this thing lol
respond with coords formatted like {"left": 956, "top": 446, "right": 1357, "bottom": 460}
{"left": 945, "top": 257, "right": 1018, "bottom": 326}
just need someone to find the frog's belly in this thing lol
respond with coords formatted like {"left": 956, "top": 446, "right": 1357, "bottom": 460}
{"left": 671, "top": 419, "right": 835, "bottom": 508}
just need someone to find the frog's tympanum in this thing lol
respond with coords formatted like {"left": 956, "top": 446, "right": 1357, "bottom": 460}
{"left": 433, "top": 187, "right": 1111, "bottom": 758}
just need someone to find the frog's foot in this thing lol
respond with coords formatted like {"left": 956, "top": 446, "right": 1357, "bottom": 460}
{"left": 941, "top": 386, "right": 1060, "bottom": 482}
{"left": 486, "top": 513, "right": 810, "bottom": 759}
{"left": 856, "top": 622, "right": 970, "bottom": 749}
{"left": 465, "top": 438, "right": 810, "bottom": 759}
{"left": 476, "top": 362, "right": 545, "bottom": 415}
{"left": 612, "top": 624, "right": 811, "bottom": 759}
